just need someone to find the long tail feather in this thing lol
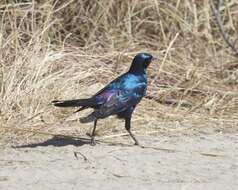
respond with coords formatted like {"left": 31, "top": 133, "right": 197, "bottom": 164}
{"left": 52, "top": 98, "right": 97, "bottom": 107}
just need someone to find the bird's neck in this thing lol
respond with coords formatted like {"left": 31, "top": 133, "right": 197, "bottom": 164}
{"left": 128, "top": 63, "right": 146, "bottom": 75}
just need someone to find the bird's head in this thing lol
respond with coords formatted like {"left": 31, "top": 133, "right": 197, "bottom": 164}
{"left": 129, "top": 53, "right": 156, "bottom": 74}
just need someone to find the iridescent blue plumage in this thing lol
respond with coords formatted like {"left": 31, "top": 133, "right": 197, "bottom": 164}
{"left": 93, "top": 73, "right": 147, "bottom": 112}
{"left": 52, "top": 53, "right": 156, "bottom": 145}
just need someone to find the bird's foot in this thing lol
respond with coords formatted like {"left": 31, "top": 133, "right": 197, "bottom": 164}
{"left": 90, "top": 137, "right": 96, "bottom": 146}
{"left": 133, "top": 138, "right": 140, "bottom": 146}
{"left": 134, "top": 142, "right": 145, "bottom": 148}
{"left": 87, "top": 133, "right": 98, "bottom": 146}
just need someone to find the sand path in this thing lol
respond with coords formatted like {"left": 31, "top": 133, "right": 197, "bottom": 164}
{"left": 0, "top": 133, "right": 238, "bottom": 190}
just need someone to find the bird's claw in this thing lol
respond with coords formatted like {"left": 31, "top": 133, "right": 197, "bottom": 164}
{"left": 90, "top": 137, "right": 96, "bottom": 146}
{"left": 86, "top": 132, "right": 97, "bottom": 146}
{"left": 133, "top": 139, "right": 140, "bottom": 146}
{"left": 134, "top": 142, "right": 145, "bottom": 148}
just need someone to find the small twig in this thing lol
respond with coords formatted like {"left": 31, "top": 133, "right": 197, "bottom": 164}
{"left": 152, "top": 84, "right": 207, "bottom": 95}
{"left": 99, "top": 133, "right": 129, "bottom": 140}
{"left": 111, "top": 173, "right": 127, "bottom": 178}
{"left": 158, "top": 33, "right": 180, "bottom": 75}
{"left": 112, "top": 156, "right": 127, "bottom": 162}
{"left": 74, "top": 151, "right": 88, "bottom": 162}
{"left": 210, "top": 0, "right": 238, "bottom": 57}
{"left": 198, "top": 152, "right": 224, "bottom": 157}
{"left": 145, "top": 95, "right": 193, "bottom": 108}
{"left": 0, "top": 159, "right": 32, "bottom": 163}
{"left": 19, "top": 112, "right": 44, "bottom": 124}
{"left": 152, "top": 33, "right": 179, "bottom": 84}
{"left": 141, "top": 145, "right": 178, "bottom": 153}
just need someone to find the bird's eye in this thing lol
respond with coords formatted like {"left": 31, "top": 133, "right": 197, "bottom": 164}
{"left": 147, "top": 56, "right": 153, "bottom": 62}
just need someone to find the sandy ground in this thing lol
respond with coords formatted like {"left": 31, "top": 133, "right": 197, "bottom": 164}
{"left": 0, "top": 132, "right": 238, "bottom": 190}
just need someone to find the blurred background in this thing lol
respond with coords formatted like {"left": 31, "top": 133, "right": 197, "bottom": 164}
{"left": 0, "top": 0, "right": 238, "bottom": 141}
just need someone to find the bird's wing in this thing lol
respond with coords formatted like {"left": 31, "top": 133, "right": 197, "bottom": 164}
{"left": 90, "top": 73, "right": 126, "bottom": 107}
{"left": 93, "top": 73, "right": 126, "bottom": 97}
{"left": 92, "top": 73, "right": 147, "bottom": 110}
{"left": 94, "top": 87, "right": 144, "bottom": 118}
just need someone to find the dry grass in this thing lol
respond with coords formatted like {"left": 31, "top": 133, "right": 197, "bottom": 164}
{"left": 0, "top": 0, "right": 238, "bottom": 143}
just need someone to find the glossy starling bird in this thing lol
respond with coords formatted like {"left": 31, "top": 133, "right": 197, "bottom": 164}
{"left": 52, "top": 53, "right": 156, "bottom": 145}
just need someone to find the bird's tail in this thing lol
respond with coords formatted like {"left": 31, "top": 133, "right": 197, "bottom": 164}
{"left": 52, "top": 98, "right": 97, "bottom": 108}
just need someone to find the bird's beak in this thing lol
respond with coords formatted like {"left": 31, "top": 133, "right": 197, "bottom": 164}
{"left": 152, "top": 57, "right": 158, "bottom": 61}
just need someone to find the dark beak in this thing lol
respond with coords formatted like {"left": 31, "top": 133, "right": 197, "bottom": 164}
{"left": 152, "top": 57, "right": 158, "bottom": 61}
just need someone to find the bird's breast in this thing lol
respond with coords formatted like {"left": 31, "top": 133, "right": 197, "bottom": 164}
{"left": 122, "top": 74, "right": 147, "bottom": 90}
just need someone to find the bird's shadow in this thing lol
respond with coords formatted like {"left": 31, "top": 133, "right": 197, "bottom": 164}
{"left": 12, "top": 136, "right": 92, "bottom": 149}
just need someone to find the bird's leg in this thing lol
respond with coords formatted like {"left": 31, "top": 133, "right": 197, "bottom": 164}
{"left": 125, "top": 117, "right": 139, "bottom": 145}
{"left": 90, "top": 119, "right": 97, "bottom": 146}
